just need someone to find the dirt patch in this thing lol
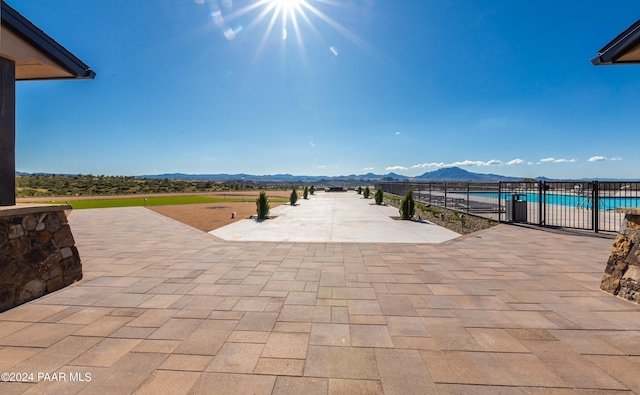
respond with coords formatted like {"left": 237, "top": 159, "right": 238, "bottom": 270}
{"left": 148, "top": 201, "right": 287, "bottom": 232}
{"left": 143, "top": 191, "right": 292, "bottom": 232}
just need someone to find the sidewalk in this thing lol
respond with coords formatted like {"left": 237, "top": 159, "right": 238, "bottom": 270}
{"left": 211, "top": 191, "right": 460, "bottom": 243}
{"left": 0, "top": 206, "right": 638, "bottom": 394}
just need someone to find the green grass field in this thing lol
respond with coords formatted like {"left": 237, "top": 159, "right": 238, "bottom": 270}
{"left": 48, "top": 195, "right": 288, "bottom": 209}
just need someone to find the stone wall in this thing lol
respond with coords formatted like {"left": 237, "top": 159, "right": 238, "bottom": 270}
{"left": 601, "top": 208, "right": 640, "bottom": 302}
{"left": 0, "top": 205, "right": 81, "bottom": 312}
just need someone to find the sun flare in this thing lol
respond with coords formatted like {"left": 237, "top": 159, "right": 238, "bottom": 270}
{"left": 270, "top": 0, "right": 302, "bottom": 11}
{"left": 202, "top": 0, "right": 374, "bottom": 66}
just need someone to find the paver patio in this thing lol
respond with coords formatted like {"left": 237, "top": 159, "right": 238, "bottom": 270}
{"left": 1, "top": 206, "right": 639, "bottom": 394}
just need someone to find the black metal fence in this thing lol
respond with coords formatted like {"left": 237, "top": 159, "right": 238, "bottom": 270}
{"left": 378, "top": 181, "right": 640, "bottom": 233}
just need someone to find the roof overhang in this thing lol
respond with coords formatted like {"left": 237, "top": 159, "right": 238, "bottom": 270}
{"left": 592, "top": 19, "right": 640, "bottom": 65}
{"left": 1, "top": 1, "right": 95, "bottom": 80}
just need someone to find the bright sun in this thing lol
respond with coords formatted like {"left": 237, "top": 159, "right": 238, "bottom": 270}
{"left": 206, "top": 0, "right": 370, "bottom": 64}
{"left": 270, "top": 0, "right": 301, "bottom": 11}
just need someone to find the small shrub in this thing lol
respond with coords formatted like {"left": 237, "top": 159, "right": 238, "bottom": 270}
{"left": 256, "top": 191, "right": 270, "bottom": 219}
{"left": 303, "top": 186, "right": 309, "bottom": 199}
{"left": 290, "top": 187, "right": 298, "bottom": 206}
{"left": 399, "top": 188, "right": 415, "bottom": 220}
{"left": 374, "top": 187, "right": 384, "bottom": 205}
{"left": 357, "top": 186, "right": 363, "bottom": 195}
{"left": 310, "top": 185, "right": 315, "bottom": 195}
{"left": 363, "top": 186, "right": 370, "bottom": 198}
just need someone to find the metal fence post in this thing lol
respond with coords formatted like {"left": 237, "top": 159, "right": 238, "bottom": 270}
{"left": 498, "top": 181, "right": 502, "bottom": 222}
{"left": 444, "top": 183, "right": 447, "bottom": 208}
{"left": 538, "top": 181, "right": 543, "bottom": 226}
{"left": 466, "top": 182, "right": 470, "bottom": 214}
{"left": 593, "top": 181, "right": 599, "bottom": 233}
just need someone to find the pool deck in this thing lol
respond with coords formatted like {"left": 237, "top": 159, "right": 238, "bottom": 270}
{"left": 211, "top": 192, "right": 461, "bottom": 243}
{"left": 1, "top": 203, "right": 640, "bottom": 394}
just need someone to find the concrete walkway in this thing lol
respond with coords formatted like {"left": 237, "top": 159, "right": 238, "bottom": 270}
{"left": 211, "top": 191, "right": 460, "bottom": 243}
{"left": 1, "top": 206, "right": 639, "bottom": 394}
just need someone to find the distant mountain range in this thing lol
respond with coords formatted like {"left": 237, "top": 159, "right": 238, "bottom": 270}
{"left": 135, "top": 167, "right": 522, "bottom": 183}
{"left": 16, "top": 167, "right": 639, "bottom": 183}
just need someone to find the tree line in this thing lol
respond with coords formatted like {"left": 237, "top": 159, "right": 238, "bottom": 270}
{"left": 15, "top": 174, "right": 280, "bottom": 197}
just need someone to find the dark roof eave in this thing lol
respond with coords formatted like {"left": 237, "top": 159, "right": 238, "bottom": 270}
{"left": 1, "top": 1, "right": 95, "bottom": 79}
{"left": 592, "top": 19, "right": 640, "bottom": 66}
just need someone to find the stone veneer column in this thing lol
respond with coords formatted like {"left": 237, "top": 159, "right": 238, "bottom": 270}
{"left": 0, "top": 205, "right": 82, "bottom": 311}
{"left": 601, "top": 208, "right": 640, "bottom": 302}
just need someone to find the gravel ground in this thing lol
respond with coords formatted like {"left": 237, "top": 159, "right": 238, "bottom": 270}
{"left": 148, "top": 200, "right": 286, "bottom": 232}
{"left": 382, "top": 197, "right": 498, "bottom": 235}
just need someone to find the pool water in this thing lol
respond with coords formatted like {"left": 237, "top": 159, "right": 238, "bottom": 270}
{"left": 465, "top": 192, "right": 639, "bottom": 210}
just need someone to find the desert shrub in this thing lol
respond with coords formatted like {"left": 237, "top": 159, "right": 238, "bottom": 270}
{"left": 290, "top": 187, "right": 298, "bottom": 206}
{"left": 387, "top": 195, "right": 401, "bottom": 205}
{"left": 374, "top": 187, "right": 384, "bottom": 205}
{"left": 256, "top": 191, "right": 270, "bottom": 219}
{"left": 310, "top": 185, "right": 315, "bottom": 195}
{"left": 303, "top": 186, "right": 309, "bottom": 199}
{"left": 363, "top": 186, "right": 370, "bottom": 198}
{"left": 399, "top": 188, "right": 415, "bottom": 220}
{"left": 357, "top": 186, "right": 363, "bottom": 194}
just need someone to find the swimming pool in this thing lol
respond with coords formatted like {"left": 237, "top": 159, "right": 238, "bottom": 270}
{"left": 464, "top": 192, "right": 640, "bottom": 210}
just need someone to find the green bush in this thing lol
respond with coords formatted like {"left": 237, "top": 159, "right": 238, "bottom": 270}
{"left": 290, "top": 187, "right": 298, "bottom": 206}
{"left": 399, "top": 189, "right": 415, "bottom": 220}
{"left": 256, "top": 191, "right": 270, "bottom": 219}
{"left": 303, "top": 186, "right": 309, "bottom": 199}
{"left": 374, "top": 187, "right": 384, "bottom": 205}
{"left": 310, "top": 185, "right": 315, "bottom": 195}
{"left": 363, "top": 186, "right": 370, "bottom": 198}
{"left": 357, "top": 186, "right": 363, "bottom": 194}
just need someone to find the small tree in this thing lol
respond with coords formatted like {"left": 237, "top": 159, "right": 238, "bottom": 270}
{"left": 374, "top": 187, "right": 384, "bottom": 205}
{"left": 256, "top": 191, "right": 270, "bottom": 220}
{"left": 310, "top": 185, "right": 315, "bottom": 195}
{"left": 290, "top": 187, "right": 298, "bottom": 206}
{"left": 303, "top": 186, "right": 309, "bottom": 199}
{"left": 357, "top": 186, "right": 363, "bottom": 194}
{"left": 399, "top": 188, "right": 415, "bottom": 220}
{"left": 363, "top": 186, "right": 370, "bottom": 198}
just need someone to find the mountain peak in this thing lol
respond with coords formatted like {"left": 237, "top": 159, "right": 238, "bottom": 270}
{"left": 416, "top": 167, "right": 520, "bottom": 181}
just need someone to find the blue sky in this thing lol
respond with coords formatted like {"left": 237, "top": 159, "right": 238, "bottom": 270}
{"left": 10, "top": 0, "right": 640, "bottom": 179}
